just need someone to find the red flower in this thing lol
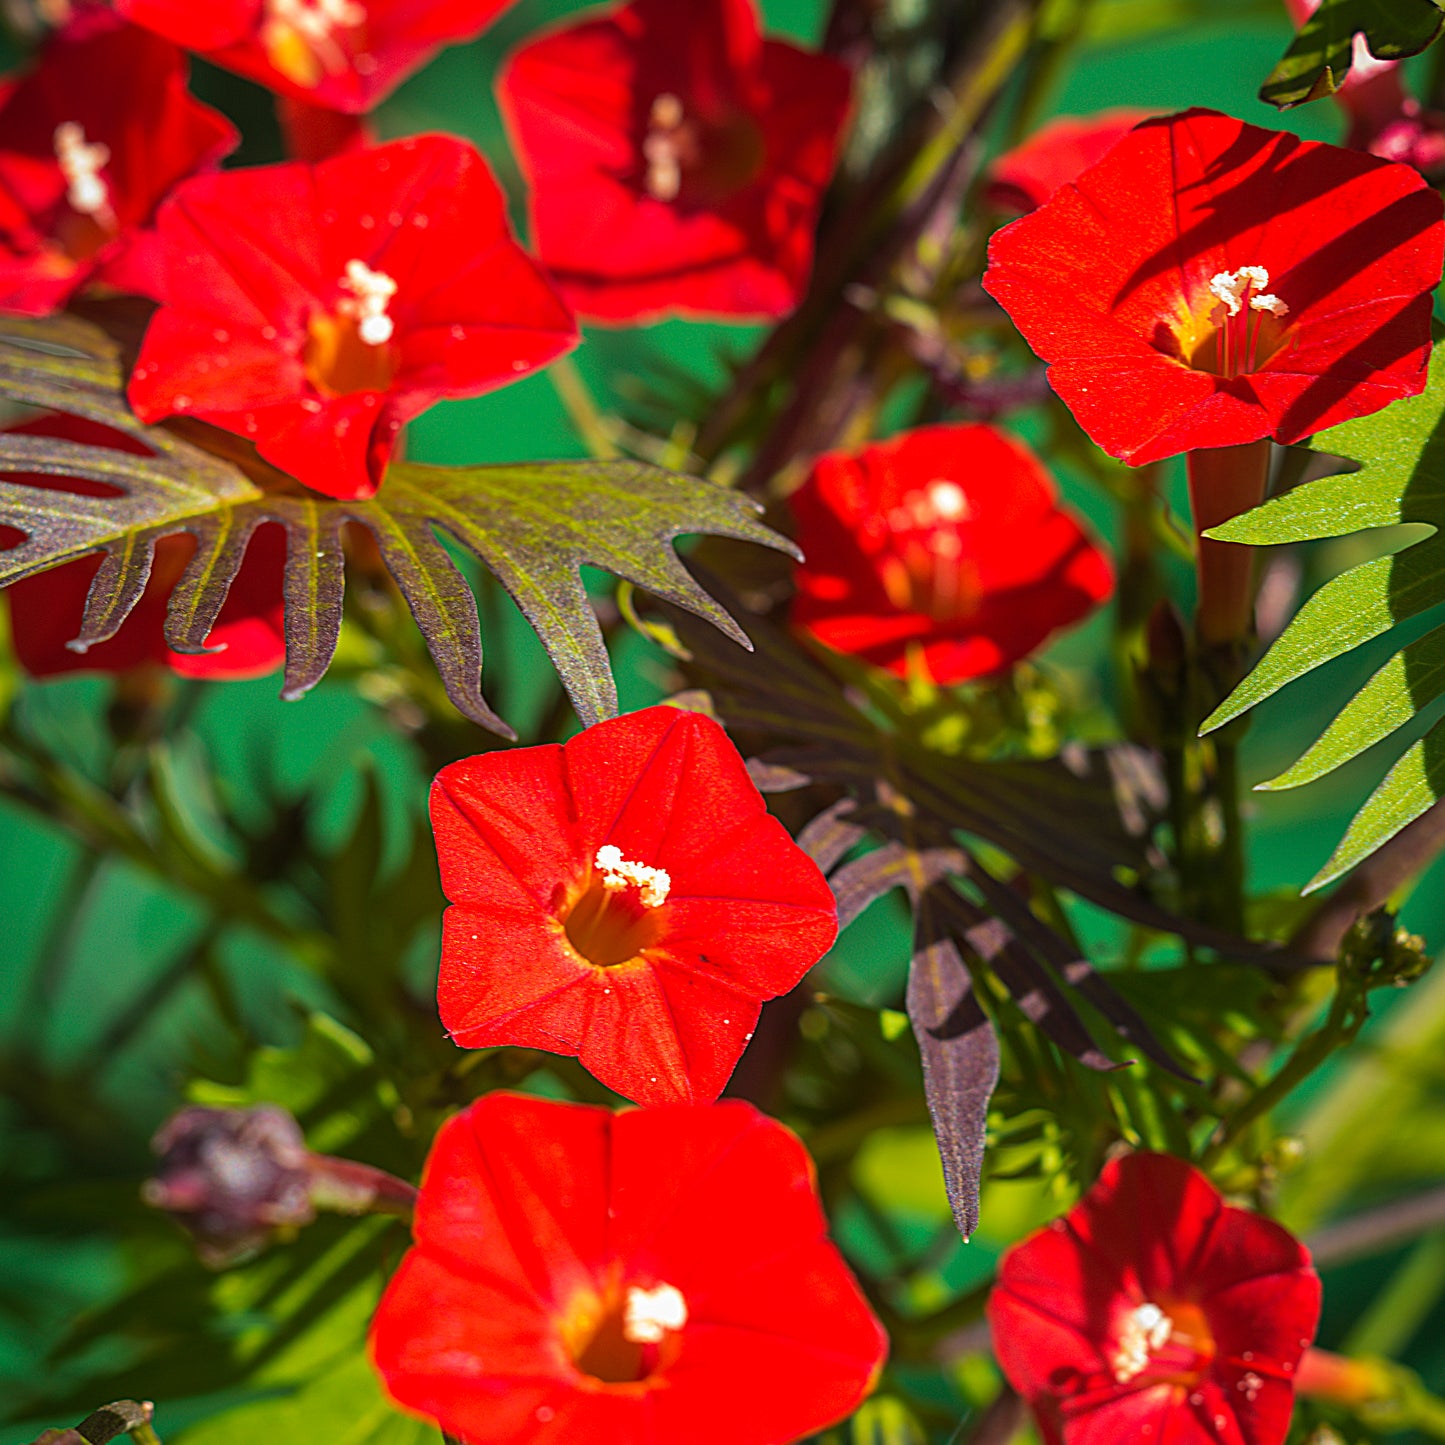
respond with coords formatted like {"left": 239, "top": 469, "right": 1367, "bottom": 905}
{"left": 789, "top": 424, "right": 1113, "bottom": 685}
{"left": 982, "top": 109, "right": 1445, "bottom": 465}
{"left": 429, "top": 706, "right": 838, "bottom": 1106}
{"left": 370, "top": 1092, "right": 887, "bottom": 1444}
{"left": 126, "top": 134, "right": 577, "bottom": 501}
{"left": 0, "top": 23, "right": 236, "bottom": 316}
{"left": 985, "top": 110, "right": 1153, "bottom": 214}
{"left": 987, "top": 1152, "right": 1321, "bottom": 1445}
{"left": 2, "top": 415, "right": 286, "bottom": 680}
{"left": 114, "top": 0, "right": 518, "bottom": 114}
{"left": 498, "top": 0, "right": 852, "bottom": 322}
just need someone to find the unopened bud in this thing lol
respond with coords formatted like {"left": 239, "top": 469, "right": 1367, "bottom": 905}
{"left": 144, "top": 1105, "right": 313, "bottom": 1267}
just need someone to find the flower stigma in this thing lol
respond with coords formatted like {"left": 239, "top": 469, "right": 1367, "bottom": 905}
{"left": 53, "top": 122, "right": 111, "bottom": 219}
{"left": 338, "top": 258, "right": 398, "bottom": 346}
{"left": 594, "top": 844, "right": 671, "bottom": 908}
{"left": 623, "top": 1283, "right": 688, "bottom": 1344}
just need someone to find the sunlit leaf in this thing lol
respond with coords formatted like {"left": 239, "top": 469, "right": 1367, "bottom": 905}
{"left": 0, "top": 313, "right": 793, "bottom": 736}
{"left": 1201, "top": 346, "right": 1445, "bottom": 887}
{"left": 1260, "top": 0, "right": 1445, "bottom": 109}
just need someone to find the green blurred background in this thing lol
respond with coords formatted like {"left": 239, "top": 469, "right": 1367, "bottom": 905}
{"left": 6, "top": 0, "right": 1445, "bottom": 1438}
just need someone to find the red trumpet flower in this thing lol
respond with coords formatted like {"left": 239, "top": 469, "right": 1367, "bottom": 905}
{"left": 499, "top": 0, "right": 852, "bottom": 322}
{"left": 790, "top": 424, "right": 1113, "bottom": 684}
{"left": 2, "top": 415, "right": 285, "bottom": 681}
{"left": 988, "top": 1152, "right": 1321, "bottom": 1445}
{"left": 0, "top": 23, "right": 235, "bottom": 316}
{"left": 126, "top": 134, "right": 577, "bottom": 501}
{"left": 985, "top": 109, "right": 1153, "bottom": 214}
{"left": 370, "top": 1093, "right": 887, "bottom": 1445}
{"left": 114, "top": 0, "right": 518, "bottom": 114}
{"left": 983, "top": 109, "right": 1445, "bottom": 465}
{"left": 429, "top": 705, "right": 838, "bottom": 1105}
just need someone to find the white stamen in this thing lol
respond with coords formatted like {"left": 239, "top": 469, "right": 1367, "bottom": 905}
{"left": 594, "top": 845, "right": 671, "bottom": 908}
{"left": 1208, "top": 270, "right": 1246, "bottom": 318}
{"left": 643, "top": 93, "right": 686, "bottom": 202}
{"left": 267, "top": 0, "right": 365, "bottom": 42}
{"left": 1250, "top": 292, "right": 1289, "bottom": 317}
{"left": 623, "top": 1283, "right": 687, "bottom": 1344}
{"left": 338, "top": 257, "right": 397, "bottom": 346}
{"left": 54, "top": 122, "right": 110, "bottom": 217}
{"left": 1209, "top": 265, "right": 1286, "bottom": 320}
{"left": 1110, "top": 1302, "right": 1174, "bottom": 1384}
{"left": 926, "top": 480, "right": 970, "bottom": 521}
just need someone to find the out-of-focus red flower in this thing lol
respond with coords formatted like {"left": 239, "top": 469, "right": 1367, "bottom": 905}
{"left": 499, "top": 0, "right": 852, "bottom": 322}
{"left": 982, "top": 109, "right": 1445, "bottom": 466}
{"left": 2, "top": 415, "right": 286, "bottom": 680}
{"left": 987, "top": 1152, "right": 1321, "bottom": 1445}
{"left": 114, "top": 0, "right": 518, "bottom": 114}
{"left": 126, "top": 134, "right": 577, "bottom": 501}
{"left": 429, "top": 706, "right": 838, "bottom": 1106}
{"left": 370, "top": 1092, "right": 887, "bottom": 1444}
{"left": 0, "top": 23, "right": 236, "bottom": 316}
{"left": 789, "top": 424, "right": 1113, "bottom": 685}
{"left": 986, "top": 110, "right": 1152, "bottom": 214}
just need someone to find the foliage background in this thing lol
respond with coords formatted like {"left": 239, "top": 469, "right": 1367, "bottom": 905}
{"left": 5, "top": 0, "right": 1445, "bottom": 1440}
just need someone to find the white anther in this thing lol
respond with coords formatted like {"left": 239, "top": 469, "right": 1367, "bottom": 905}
{"left": 623, "top": 1283, "right": 687, "bottom": 1344}
{"left": 1110, "top": 1302, "right": 1174, "bottom": 1384}
{"left": 267, "top": 0, "right": 364, "bottom": 42}
{"left": 594, "top": 845, "right": 671, "bottom": 908}
{"left": 1209, "top": 265, "right": 1285, "bottom": 320}
{"left": 1249, "top": 292, "right": 1289, "bottom": 317}
{"left": 1208, "top": 270, "right": 1246, "bottom": 317}
{"left": 643, "top": 93, "right": 685, "bottom": 201}
{"left": 54, "top": 122, "right": 110, "bottom": 217}
{"left": 926, "top": 480, "right": 970, "bottom": 520}
{"left": 338, "top": 257, "right": 397, "bottom": 346}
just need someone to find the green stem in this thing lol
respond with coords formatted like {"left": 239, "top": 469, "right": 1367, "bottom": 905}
{"left": 549, "top": 357, "right": 620, "bottom": 460}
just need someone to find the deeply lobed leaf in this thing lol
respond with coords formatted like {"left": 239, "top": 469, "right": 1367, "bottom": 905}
{"left": 0, "top": 313, "right": 794, "bottom": 735}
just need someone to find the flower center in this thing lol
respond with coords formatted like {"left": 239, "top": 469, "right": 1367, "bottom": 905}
{"left": 561, "top": 846, "right": 669, "bottom": 968}
{"left": 1108, "top": 1300, "right": 1215, "bottom": 1388}
{"left": 875, "top": 479, "right": 982, "bottom": 623}
{"left": 566, "top": 1280, "right": 688, "bottom": 1385}
{"left": 261, "top": 0, "right": 367, "bottom": 88}
{"left": 640, "top": 92, "right": 765, "bottom": 206}
{"left": 1167, "top": 263, "right": 1292, "bottom": 379}
{"left": 302, "top": 259, "right": 399, "bottom": 398}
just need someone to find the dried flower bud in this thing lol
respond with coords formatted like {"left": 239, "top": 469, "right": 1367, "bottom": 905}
{"left": 143, "top": 1105, "right": 314, "bottom": 1266}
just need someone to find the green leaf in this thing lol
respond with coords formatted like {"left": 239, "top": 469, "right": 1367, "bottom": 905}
{"left": 0, "top": 312, "right": 793, "bottom": 735}
{"left": 1310, "top": 714, "right": 1445, "bottom": 889}
{"left": 173, "top": 1353, "right": 429, "bottom": 1445}
{"left": 1259, "top": 623, "right": 1445, "bottom": 790}
{"left": 1200, "top": 346, "right": 1445, "bottom": 882}
{"left": 1260, "top": 0, "right": 1445, "bottom": 109}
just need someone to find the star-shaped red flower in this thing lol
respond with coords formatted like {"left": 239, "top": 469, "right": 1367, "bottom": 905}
{"left": 429, "top": 705, "right": 838, "bottom": 1105}
{"left": 982, "top": 109, "right": 1445, "bottom": 465}
{"left": 370, "top": 1093, "right": 887, "bottom": 1445}
{"left": 126, "top": 134, "right": 577, "bottom": 501}
{"left": 985, "top": 109, "right": 1152, "bottom": 215}
{"left": 987, "top": 1152, "right": 1321, "bottom": 1445}
{"left": 114, "top": 0, "right": 518, "bottom": 113}
{"left": 0, "top": 23, "right": 236, "bottom": 316}
{"left": 790, "top": 424, "right": 1113, "bottom": 684}
{"left": 498, "top": 0, "right": 853, "bottom": 322}
{"left": 2, "top": 415, "right": 286, "bottom": 680}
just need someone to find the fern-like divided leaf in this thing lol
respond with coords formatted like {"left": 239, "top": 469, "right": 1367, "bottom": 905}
{"left": 1260, "top": 0, "right": 1445, "bottom": 109}
{"left": 0, "top": 312, "right": 793, "bottom": 735}
{"left": 1201, "top": 348, "right": 1445, "bottom": 890}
